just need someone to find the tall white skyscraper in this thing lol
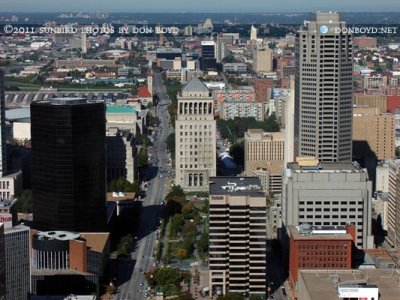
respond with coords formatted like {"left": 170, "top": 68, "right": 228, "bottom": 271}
{"left": 175, "top": 77, "right": 216, "bottom": 191}
{"left": 294, "top": 12, "right": 353, "bottom": 162}
{"left": 250, "top": 25, "right": 257, "bottom": 41}
{"left": 0, "top": 69, "right": 7, "bottom": 177}
{"left": 81, "top": 32, "right": 87, "bottom": 54}
{"left": 284, "top": 76, "right": 295, "bottom": 165}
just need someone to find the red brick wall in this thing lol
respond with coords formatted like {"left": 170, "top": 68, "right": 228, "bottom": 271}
{"left": 387, "top": 95, "right": 400, "bottom": 113}
{"left": 254, "top": 78, "right": 273, "bottom": 102}
{"left": 289, "top": 238, "right": 352, "bottom": 288}
{"left": 69, "top": 239, "right": 87, "bottom": 272}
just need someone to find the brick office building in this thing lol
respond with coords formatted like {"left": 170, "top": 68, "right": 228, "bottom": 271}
{"left": 288, "top": 224, "right": 355, "bottom": 289}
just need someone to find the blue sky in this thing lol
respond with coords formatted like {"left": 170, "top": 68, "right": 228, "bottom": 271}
{"left": 2, "top": 0, "right": 400, "bottom": 12}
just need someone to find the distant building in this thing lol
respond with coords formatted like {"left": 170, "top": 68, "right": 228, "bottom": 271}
{"left": 250, "top": 25, "right": 257, "bottom": 41}
{"left": 201, "top": 41, "right": 217, "bottom": 71}
{"left": 156, "top": 47, "right": 182, "bottom": 60}
{"left": 388, "top": 159, "right": 400, "bottom": 247}
{"left": 209, "top": 177, "right": 267, "bottom": 297}
{"left": 4, "top": 225, "right": 30, "bottom": 300}
{"left": 175, "top": 77, "right": 216, "bottom": 191}
{"left": 31, "top": 230, "right": 110, "bottom": 296}
{"left": 31, "top": 98, "right": 106, "bottom": 232}
{"left": 354, "top": 94, "right": 387, "bottom": 112}
{"left": 297, "top": 269, "right": 400, "bottom": 300}
{"left": 136, "top": 86, "right": 153, "bottom": 107}
{"left": 363, "top": 75, "right": 388, "bottom": 90}
{"left": 252, "top": 48, "right": 273, "bottom": 73}
{"left": 288, "top": 224, "right": 354, "bottom": 288}
{"left": 183, "top": 26, "right": 193, "bottom": 36}
{"left": 254, "top": 78, "right": 273, "bottom": 103}
{"left": 352, "top": 107, "right": 395, "bottom": 161}
{"left": 54, "top": 59, "right": 117, "bottom": 69}
{"left": 213, "top": 89, "right": 254, "bottom": 114}
{"left": 221, "top": 101, "right": 265, "bottom": 121}
{"left": 244, "top": 129, "right": 284, "bottom": 175}
{"left": 353, "top": 36, "right": 377, "bottom": 49}
{"left": 282, "top": 158, "right": 373, "bottom": 249}
{"left": 81, "top": 32, "right": 87, "bottom": 54}
{"left": 222, "top": 63, "right": 247, "bottom": 73}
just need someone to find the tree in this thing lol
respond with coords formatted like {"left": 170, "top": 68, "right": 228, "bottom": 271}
{"left": 181, "top": 203, "right": 193, "bottom": 218}
{"left": 249, "top": 295, "right": 264, "bottom": 300}
{"left": 170, "top": 214, "right": 184, "bottom": 237}
{"left": 166, "top": 185, "right": 185, "bottom": 201}
{"left": 16, "top": 190, "right": 32, "bottom": 213}
{"left": 138, "top": 148, "right": 149, "bottom": 166}
{"left": 117, "top": 234, "right": 133, "bottom": 257}
{"left": 217, "top": 293, "right": 244, "bottom": 300}
{"left": 166, "top": 133, "right": 176, "bottom": 157}
{"left": 108, "top": 177, "right": 140, "bottom": 194}
{"left": 197, "top": 230, "right": 209, "bottom": 259}
{"left": 166, "top": 200, "right": 183, "bottom": 218}
{"left": 177, "top": 248, "right": 187, "bottom": 260}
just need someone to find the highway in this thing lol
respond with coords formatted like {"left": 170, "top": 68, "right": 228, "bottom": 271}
{"left": 116, "top": 72, "right": 173, "bottom": 300}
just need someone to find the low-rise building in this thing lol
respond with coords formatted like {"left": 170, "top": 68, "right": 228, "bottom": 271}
{"left": 106, "top": 105, "right": 138, "bottom": 134}
{"left": 31, "top": 230, "right": 110, "bottom": 296}
{"left": 223, "top": 63, "right": 247, "bottom": 73}
{"left": 353, "top": 107, "right": 395, "bottom": 161}
{"left": 0, "top": 171, "right": 22, "bottom": 201}
{"left": 288, "top": 224, "right": 354, "bottom": 289}
{"left": 221, "top": 101, "right": 265, "bottom": 121}
{"left": 297, "top": 269, "right": 400, "bottom": 300}
{"left": 244, "top": 129, "right": 284, "bottom": 175}
{"left": 253, "top": 163, "right": 283, "bottom": 195}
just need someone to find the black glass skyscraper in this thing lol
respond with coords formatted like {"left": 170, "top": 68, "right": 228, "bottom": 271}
{"left": 31, "top": 98, "right": 106, "bottom": 232}
{"left": 0, "top": 69, "right": 6, "bottom": 177}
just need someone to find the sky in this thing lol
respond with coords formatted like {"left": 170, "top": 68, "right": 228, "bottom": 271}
{"left": 2, "top": 0, "right": 400, "bottom": 13}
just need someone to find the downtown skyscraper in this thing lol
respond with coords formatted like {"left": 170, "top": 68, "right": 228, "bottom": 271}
{"left": 294, "top": 12, "right": 353, "bottom": 162}
{"left": 0, "top": 69, "right": 6, "bottom": 177}
{"left": 31, "top": 97, "right": 107, "bottom": 232}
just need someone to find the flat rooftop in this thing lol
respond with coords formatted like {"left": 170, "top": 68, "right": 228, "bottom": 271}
{"left": 299, "top": 269, "right": 400, "bottom": 300}
{"left": 245, "top": 129, "right": 284, "bottom": 141}
{"left": 209, "top": 177, "right": 265, "bottom": 197}
{"left": 288, "top": 225, "right": 353, "bottom": 240}
{"left": 80, "top": 232, "right": 109, "bottom": 254}
{"left": 288, "top": 161, "right": 364, "bottom": 173}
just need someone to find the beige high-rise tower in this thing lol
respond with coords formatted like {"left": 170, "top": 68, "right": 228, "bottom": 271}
{"left": 175, "top": 77, "right": 216, "bottom": 191}
{"left": 294, "top": 12, "right": 353, "bottom": 162}
{"left": 250, "top": 25, "right": 257, "bottom": 41}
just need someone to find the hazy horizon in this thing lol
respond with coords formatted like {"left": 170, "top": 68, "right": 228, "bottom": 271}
{"left": 2, "top": 0, "right": 400, "bottom": 13}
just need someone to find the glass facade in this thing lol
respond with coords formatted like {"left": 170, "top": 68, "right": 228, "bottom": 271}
{"left": 31, "top": 99, "right": 106, "bottom": 232}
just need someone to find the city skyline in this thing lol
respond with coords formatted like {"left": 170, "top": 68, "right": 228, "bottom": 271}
{"left": 1, "top": 0, "right": 400, "bottom": 13}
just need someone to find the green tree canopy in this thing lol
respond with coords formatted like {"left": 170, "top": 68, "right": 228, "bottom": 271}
{"left": 108, "top": 177, "right": 140, "bottom": 194}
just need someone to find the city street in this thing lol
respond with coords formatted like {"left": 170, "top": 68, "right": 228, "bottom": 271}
{"left": 116, "top": 72, "right": 173, "bottom": 300}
